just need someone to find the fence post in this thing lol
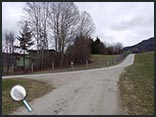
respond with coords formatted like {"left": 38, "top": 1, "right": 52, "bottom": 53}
{"left": 99, "top": 59, "right": 101, "bottom": 67}
{"left": 112, "top": 59, "right": 114, "bottom": 64}
{"left": 31, "top": 63, "right": 33, "bottom": 73}
{"left": 86, "top": 60, "right": 88, "bottom": 68}
{"left": 110, "top": 60, "right": 112, "bottom": 65}
{"left": 104, "top": 61, "right": 106, "bottom": 67}
{"left": 52, "top": 62, "right": 54, "bottom": 71}
{"left": 11, "top": 64, "right": 14, "bottom": 75}
{"left": 106, "top": 61, "right": 108, "bottom": 66}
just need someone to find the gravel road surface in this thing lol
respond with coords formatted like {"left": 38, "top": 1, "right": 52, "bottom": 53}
{"left": 3, "top": 54, "right": 135, "bottom": 115}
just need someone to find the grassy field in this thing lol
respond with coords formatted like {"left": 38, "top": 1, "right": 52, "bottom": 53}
{"left": 2, "top": 78, "right": 53, "bottom": 115}
{"left": 66, "top": 54, "right": 117, "bottom": 70}
{"left": 119, "top": 51, "right": 154, "bottom": 115}
{"left": 90, "top": 54, "right": 116, "bottom": 67}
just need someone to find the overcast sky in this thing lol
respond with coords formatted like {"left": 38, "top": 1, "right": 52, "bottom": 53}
{"left": 2, "top": 2, "right": 154, "bottom": 47}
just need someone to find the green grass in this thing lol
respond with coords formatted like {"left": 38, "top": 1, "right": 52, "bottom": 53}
{"left": 2, "top": 78, "right": 53, "bottom": 115}
{"left": 91, "top": 54, "right": 116, "bottom": 64}
{"left": 119, "top": 51, "right": 154, "bottom": 115}
{"left": 69, "top": 54, "right": 117, "bottom": 70}
{"left": 90, "top": 54, "right": 116, "bottom": 67}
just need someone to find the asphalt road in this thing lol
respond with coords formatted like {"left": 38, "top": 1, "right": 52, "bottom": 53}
{"left": 3, "top": 54, "right": 135, "bottom": 115}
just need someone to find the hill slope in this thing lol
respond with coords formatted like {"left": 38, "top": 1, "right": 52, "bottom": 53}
{"left": 122, "top": 37, "right": 154, "bottom": 53}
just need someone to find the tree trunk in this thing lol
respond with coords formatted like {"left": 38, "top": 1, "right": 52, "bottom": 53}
{"left": 60, "top": 54, "right": 63, "bottom": 68}
{"left": 6, "top": 54, "right": 9, "bottom": 74}
{"left": 23, "top": 50, "right": 26, "bottom": 72}
{"left": 7, "top": 65, "right": 9, "bottom": 75}
{"left": 60, "top": 49, "right": 65, "bottom": 68}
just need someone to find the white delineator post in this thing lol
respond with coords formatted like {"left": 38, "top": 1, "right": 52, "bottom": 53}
{"left": 71, "top": 61, "right": 73, "bottom": 70}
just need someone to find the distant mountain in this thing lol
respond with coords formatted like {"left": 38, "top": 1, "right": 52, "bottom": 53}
{"left": 121, "top": 37, "right": 154, "bottom": 53}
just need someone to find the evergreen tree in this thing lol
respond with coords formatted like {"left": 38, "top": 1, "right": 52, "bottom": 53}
{"left": 16, "top": 21, "right": 34, "bottom": 71}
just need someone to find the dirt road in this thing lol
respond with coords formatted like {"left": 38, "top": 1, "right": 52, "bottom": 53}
{"left": 3, "top": 54, "right": 135, "bottom": 115}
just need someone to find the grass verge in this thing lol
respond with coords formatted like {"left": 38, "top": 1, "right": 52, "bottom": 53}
{"left": 119, "top": 51, "right": 154, "bottom": 115}
{"left": 91, "top": 54, "right": 116, "bottom": 66}
{"left": 2, "top": 78, "right": 53, "bottom": 115}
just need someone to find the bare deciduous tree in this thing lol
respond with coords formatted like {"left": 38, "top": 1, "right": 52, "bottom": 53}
{"left": 113, "top": 42, "right": 123, "bottom": 54}
{"left": 22, "top": 2, "right": 51, "bottom": 70}
{"left": 20, "top": 2, "right": 96, "bottom": 69}
{"left": 77, "top": 11, "right": 95, "bottom": 38}
{"left": 49, "top": 2, "right": 80, "bottom": 67}
{"left": 2, "top": 30, "right": 15, "bottom": 74}
{"left": 65, "top": 10, "right": 95, "bottom": 65}
{"left": 73, "top": 36, "right": 91, "bottom": 64}
{"left": 22, "top": 2, "right": 42, "bottom": 69}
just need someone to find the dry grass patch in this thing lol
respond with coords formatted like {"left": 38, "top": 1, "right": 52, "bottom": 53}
{"left": 2, "top": 78, "right": 53, "bottom": 115}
